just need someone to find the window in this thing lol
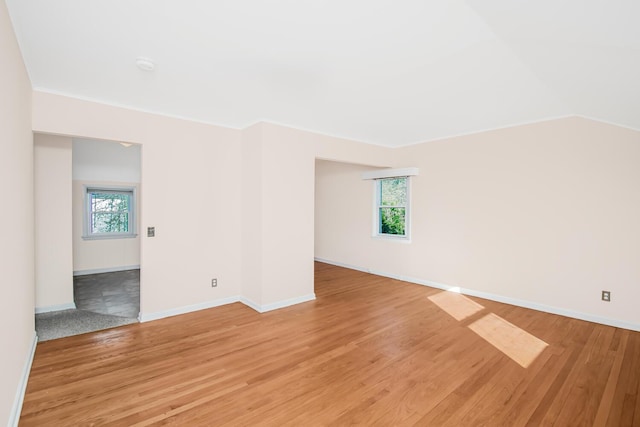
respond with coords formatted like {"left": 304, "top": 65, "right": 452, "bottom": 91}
{"left": 362, "top": 167, "right": 417, "bottom": 241}
{"left": 84, "top": 187, "right": 136, "bottom": 239}
{"left": 375, "top": 176, "right": 409, "bottom": 239}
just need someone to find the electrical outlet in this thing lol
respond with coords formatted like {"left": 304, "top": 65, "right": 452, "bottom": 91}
{"left": 211, "top": 278, "right": 217, "bottom": 288}
{"left": 601, "top": 290, "right": 611, "bottom": 302}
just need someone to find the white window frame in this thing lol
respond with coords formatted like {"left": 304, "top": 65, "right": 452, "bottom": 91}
{"left": 83, "top": 186, "right": 137, "bottom": 240}
{"left": 372, "top": 176, "right": 411, "bottom": 242}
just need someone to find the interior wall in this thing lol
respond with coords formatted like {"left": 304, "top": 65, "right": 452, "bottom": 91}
{"left": 315, "top": 160, "right": 408, "bottom": 273}
{"left": 259, "top": 125, "right": 316, "bottom": 305}
{"left": 316, "top": 117, "right": 640, "bottom": 329}
{"left": 32, "top": 91, "right": 244, "bottom": 318}
{"left": 34, "top": 134, "right": 74, "bottom": 311}
{"left": 32, "top": 89, "right": 635, "bottom": 329}
{"left": 72, "top": 139, "right": 141, "bottom": 274}
{"left": 29, "top": 86, "right": 640, "bottom": 332}
{"left": 0, "top": 0, "right": 34, "bottom": 424}
{"left": 32, "top": 90, "right": 394, "bottom": 315}
{"left": 240, "top": 123, "right": 263, "bottom": 305}
{"left": 256, "top": 123, "right": 392, "bottom": 307}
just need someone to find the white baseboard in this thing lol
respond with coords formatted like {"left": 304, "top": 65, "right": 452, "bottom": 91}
{"left": 35, "top": 302, "right": 76, "bottom": 314}
{"left": 315, "top": 257, "right": 640, "bottom": 332}
{"left": 138, "top": 296, "right": 241, "bottom": 322}
{"left": 139, "top": 292, "right": 317, "bottom": 322}
{"left": 241, "top": 293, "right": 316, "bottom": 313}
{"left": 240, "top": 296, "right": 262, "bottom": 313}
{"left": 9, "top": 331, "right": 37, "bottom": 427}
{"left": 315, "top": 257, "right": 369, "bottom": 273}
{"left": 73, "top": 265, "right": 140, "bottom": 276}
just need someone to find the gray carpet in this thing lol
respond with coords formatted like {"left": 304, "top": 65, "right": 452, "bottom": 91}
{"left": 35, "top": 309, "right": 137, "bottom": 342}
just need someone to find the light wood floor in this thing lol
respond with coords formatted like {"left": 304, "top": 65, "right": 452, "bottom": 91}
{"left": 21, "top": 262, "right": 640, "bottom": 426}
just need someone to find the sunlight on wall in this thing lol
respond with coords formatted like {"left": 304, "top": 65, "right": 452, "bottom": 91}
{"left": 428, "top": 291, "right": 548, "bottom": 368}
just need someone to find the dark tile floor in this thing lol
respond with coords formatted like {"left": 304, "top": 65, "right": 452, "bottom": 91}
{"left": 74, "top": 269, "right": 140, "bottom": 319}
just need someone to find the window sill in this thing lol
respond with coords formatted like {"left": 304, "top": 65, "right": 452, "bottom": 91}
{"left": 82, "top": 233, "right": 138, "bottom": 241}
{"left": 372, "top": 234, "right": 412, "bottom": 244}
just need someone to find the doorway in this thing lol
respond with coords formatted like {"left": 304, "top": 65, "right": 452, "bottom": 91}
{"left": 34, "top": 135, "right": 142, "bottom": 341}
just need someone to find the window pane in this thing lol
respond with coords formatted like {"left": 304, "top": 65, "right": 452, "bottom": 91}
{"left": 380, "top": 178, "right": 406, "bottom": 206}
{"left": 91, "top": 193, "right": 129, "bottom": 213}
{"left": 379, "top": 207, "right": 405, "bottom": 235}
{"left": 91, "top": 213, "right": 129, "bottom": 233}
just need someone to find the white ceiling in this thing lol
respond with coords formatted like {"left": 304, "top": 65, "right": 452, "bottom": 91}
{"left": 73, "top": 138, "right": 141, "bottom": 182}
{"left": 7, "top": 0, "right": 640, "bottom": 147}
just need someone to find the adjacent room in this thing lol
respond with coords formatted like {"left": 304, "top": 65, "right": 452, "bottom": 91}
{"left": 1, "top": 1, "right": 639, "bottom": 426}
{"left": 34, "top": 136, "right": 141, "bottom": 341}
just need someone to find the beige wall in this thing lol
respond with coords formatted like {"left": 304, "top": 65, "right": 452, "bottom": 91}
{"left": 30, "top": 87, "right": 640, "bottom": 331}
{"left": 314, "top": 160, "right": 380, "bottom": 269}
{"left": 0, "top": 0, "right": 34, "bottom": 424}
{"left": 240, "top": 123, "right": 263, "bottom": 305}
{"left": 243, "top": 123, "right": 391, "bottom": 308}
{"left": 72, "top": 180, "right": 140, "bottom": 273}
{"left": 32, "top": 91, "right": 392, "bottom": 314}
{"left": 316, "top": 117, "right": 640, "bottom": 329}
{"left": 34, "top": 134, "right": 74, "bottom": 311}
{"left": 33, "top": 91, "right": 244, "bottom": 317}
{"left": 260, "top": 124, "right": 316, "bottom": 305}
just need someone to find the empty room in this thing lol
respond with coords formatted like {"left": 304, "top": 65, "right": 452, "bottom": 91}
{"left": 2, "top": 1, "right": 639, "bottom": 426}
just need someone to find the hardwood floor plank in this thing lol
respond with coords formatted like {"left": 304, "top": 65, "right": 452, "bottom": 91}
{"left": 594, "top": 329, "right": 629, "bottom": 426}
{"left": 20, "top": 262, "right": 640, "bottom": 426}
{"left": 610, "top": 332, "right": 640, "bottom": 426}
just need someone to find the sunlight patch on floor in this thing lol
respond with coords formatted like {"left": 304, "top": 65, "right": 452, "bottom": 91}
{"left": 428, "top": 291, "right": 485, "bottom": 321}
{"left": 468, "top": 313, "right": 548, "bottom": 368}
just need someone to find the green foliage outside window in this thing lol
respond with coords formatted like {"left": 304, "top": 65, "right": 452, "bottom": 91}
{"left": 378, "top": 178, "right": 407, "bottom": 236}
{"left": 380, "top": 207, "right": 406, "bottom": 235}
{"left": 90, "top": 192, "right": 130, "bottom": 234}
